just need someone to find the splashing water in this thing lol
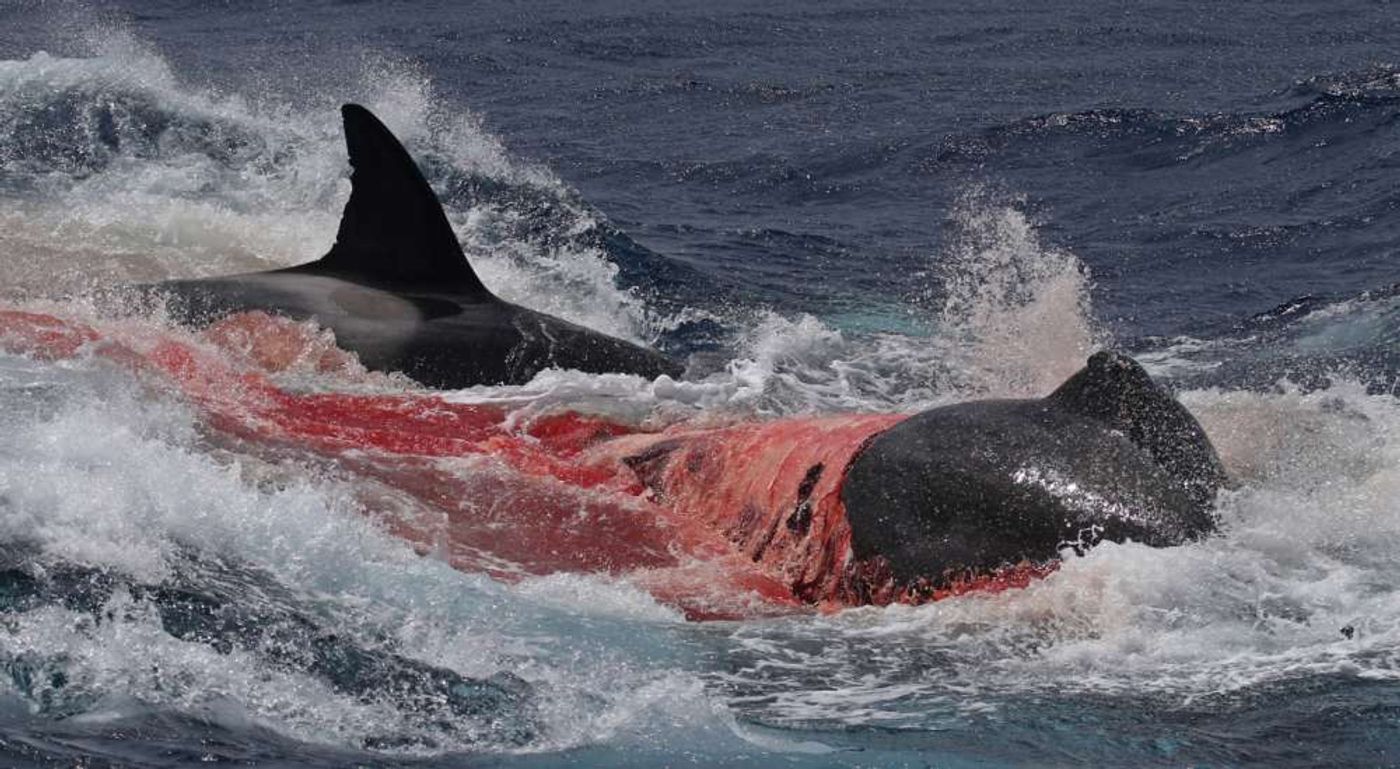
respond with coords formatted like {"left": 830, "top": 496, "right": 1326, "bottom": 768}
{"left": 938, "top": 196, "right": 1104, "bottom": 398}
{"left": 0, "top": 42, "right": 661, "bottom": 347}
{"left": 2, "top": 8, "right": 1400, "bottom": 766}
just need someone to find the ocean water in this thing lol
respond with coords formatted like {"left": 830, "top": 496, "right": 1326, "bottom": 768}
{"left": 1, "top": 1, "right": 1399, "bottom": 766}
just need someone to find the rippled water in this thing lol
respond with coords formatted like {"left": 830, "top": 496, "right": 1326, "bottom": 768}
{"left": 1, "top": 1, "right": 1399, "bottom": 766}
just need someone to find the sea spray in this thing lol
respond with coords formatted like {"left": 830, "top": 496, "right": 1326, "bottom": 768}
{"left": 937, "top": 193, "right": 1104, "bottom": 398}
{"left": 0, "top": 44, "right": 658, "bottom": 344}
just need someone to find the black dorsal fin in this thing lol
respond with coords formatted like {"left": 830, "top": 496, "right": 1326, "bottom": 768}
{"left": 1048, "top": 351, "right": 1228, "bottom": 503}
{"left": 304, "top": 104, "right": 492, "bottom": 295}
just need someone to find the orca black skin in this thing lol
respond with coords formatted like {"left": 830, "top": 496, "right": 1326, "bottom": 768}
{"left": 842, "top": 351, "right": 1228, "bottom": 584}
{"left": 154, "top": 104, "right": 682, "bottom": 388}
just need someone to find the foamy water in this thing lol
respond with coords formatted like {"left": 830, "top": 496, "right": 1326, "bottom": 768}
{"left": 1, "top": 21, "right": 1398, "bottom": 768}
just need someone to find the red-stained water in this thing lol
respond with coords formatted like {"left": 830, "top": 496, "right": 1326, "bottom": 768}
{"left": 0, "top": 309, "right": 1054, "bottom": 619}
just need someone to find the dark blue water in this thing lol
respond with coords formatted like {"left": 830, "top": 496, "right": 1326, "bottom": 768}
{"left": 2, "top": 1, "right": 1400, "bottom": 766}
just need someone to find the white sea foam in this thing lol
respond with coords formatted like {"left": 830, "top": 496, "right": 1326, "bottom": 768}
{"left": 0, "top": 42, "right": 657, "bottom": 345}
{"left": 4, "top": 188, "right": 1398, "bottom": 758}
{"left": 716, "top": 379, "right": 1400, "bottom": 725}
{"left": 936, "top": 195, "right": 1104, "bottom": 397}
{"left": 3, "top": 22, "right": 1398, "bottom": 760}
{"left": 0, "top": 343, "right": 740, "bottom": 754}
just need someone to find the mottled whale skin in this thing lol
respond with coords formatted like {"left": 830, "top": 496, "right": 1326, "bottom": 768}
{"left": 842, "top": 351, "right": 1228, "bottom": 584}
{"left": 155, "top": 104, "right": 682, "bottom": 388}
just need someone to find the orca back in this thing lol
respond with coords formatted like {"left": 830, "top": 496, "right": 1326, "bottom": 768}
{"left": 149, "top": 104, "right": 683, "bottom": 388}
{"left": 289, "top": 105, "right": 493, "bottom": 296}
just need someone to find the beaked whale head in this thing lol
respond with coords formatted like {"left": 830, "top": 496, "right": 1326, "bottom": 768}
{"left": 841, "top": 351, "right": 1227, "bottom": 587}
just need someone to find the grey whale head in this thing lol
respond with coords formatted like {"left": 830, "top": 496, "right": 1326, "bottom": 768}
{"left": 154, "top": 104, "right": 682, "bottom": 388}
{"left": 842, "top": 351, "right": 1228, "bottom": 586}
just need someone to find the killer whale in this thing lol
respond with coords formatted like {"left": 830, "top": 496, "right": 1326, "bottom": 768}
{"left": 126, "top": 106, "right": 1225, "bottom": 603}
{"left": 842, "top": 350, "right": 1228, "bottom": 588}
{"left": 152, "top": 104, "right": 682, "bottom": 388}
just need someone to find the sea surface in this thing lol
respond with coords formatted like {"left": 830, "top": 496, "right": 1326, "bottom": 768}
{"left": 1, "top": 1, "right": 1400, "bottom": 766}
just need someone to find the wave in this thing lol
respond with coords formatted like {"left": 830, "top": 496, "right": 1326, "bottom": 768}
{"left": 1133, "top": 283, "right": 1400, "bottom": 394}
{"left": 0, "top": 341, "right": 724, "bottom": 758}
{"left": 2, "top": 23, "right": 1399, "bottom": 766}
{"left": 6, "top": 275, "right": 1399, "bottom": 753}
{"left": 0, "top": 47, "right": 1116, "bottom": 417}
{"left": 714, "top": 377, "right": 1400, "bottom": 733}
{"left": 0, "top": 46, "right": 684, "bottom": 348}
{"left": 931, "top": 64, "right": 1400, "bottom": 171}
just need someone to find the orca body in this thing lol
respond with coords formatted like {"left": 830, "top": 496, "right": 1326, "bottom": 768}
{"left": 155, "top": 105, "right": 682, "bottom": 388}
{"left": 842, "top": 351, "right": 1227, "bottom": 585}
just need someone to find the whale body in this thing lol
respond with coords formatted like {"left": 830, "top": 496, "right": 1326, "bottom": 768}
{"left": 152, "top": 104, "right": 682, "bottom": 388}
{"left": 842, "top": 351, "right": 1228, "bottom": 587}
{"left": 572, "top": 350, "right": 1228, "bottom": 605}
{"left": 0, "top": 307, "right": 1227, "bottom": 611}
{"left": 126, "top": 107, "right": 1227, "bottom": 603}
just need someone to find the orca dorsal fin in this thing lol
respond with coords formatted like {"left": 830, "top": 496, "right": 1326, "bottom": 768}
{"left": 306, "top": 104, "right": 493, "bottom": 295}
{"left": 1048, "top": 351, "right": 1229, "bottom": 502}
